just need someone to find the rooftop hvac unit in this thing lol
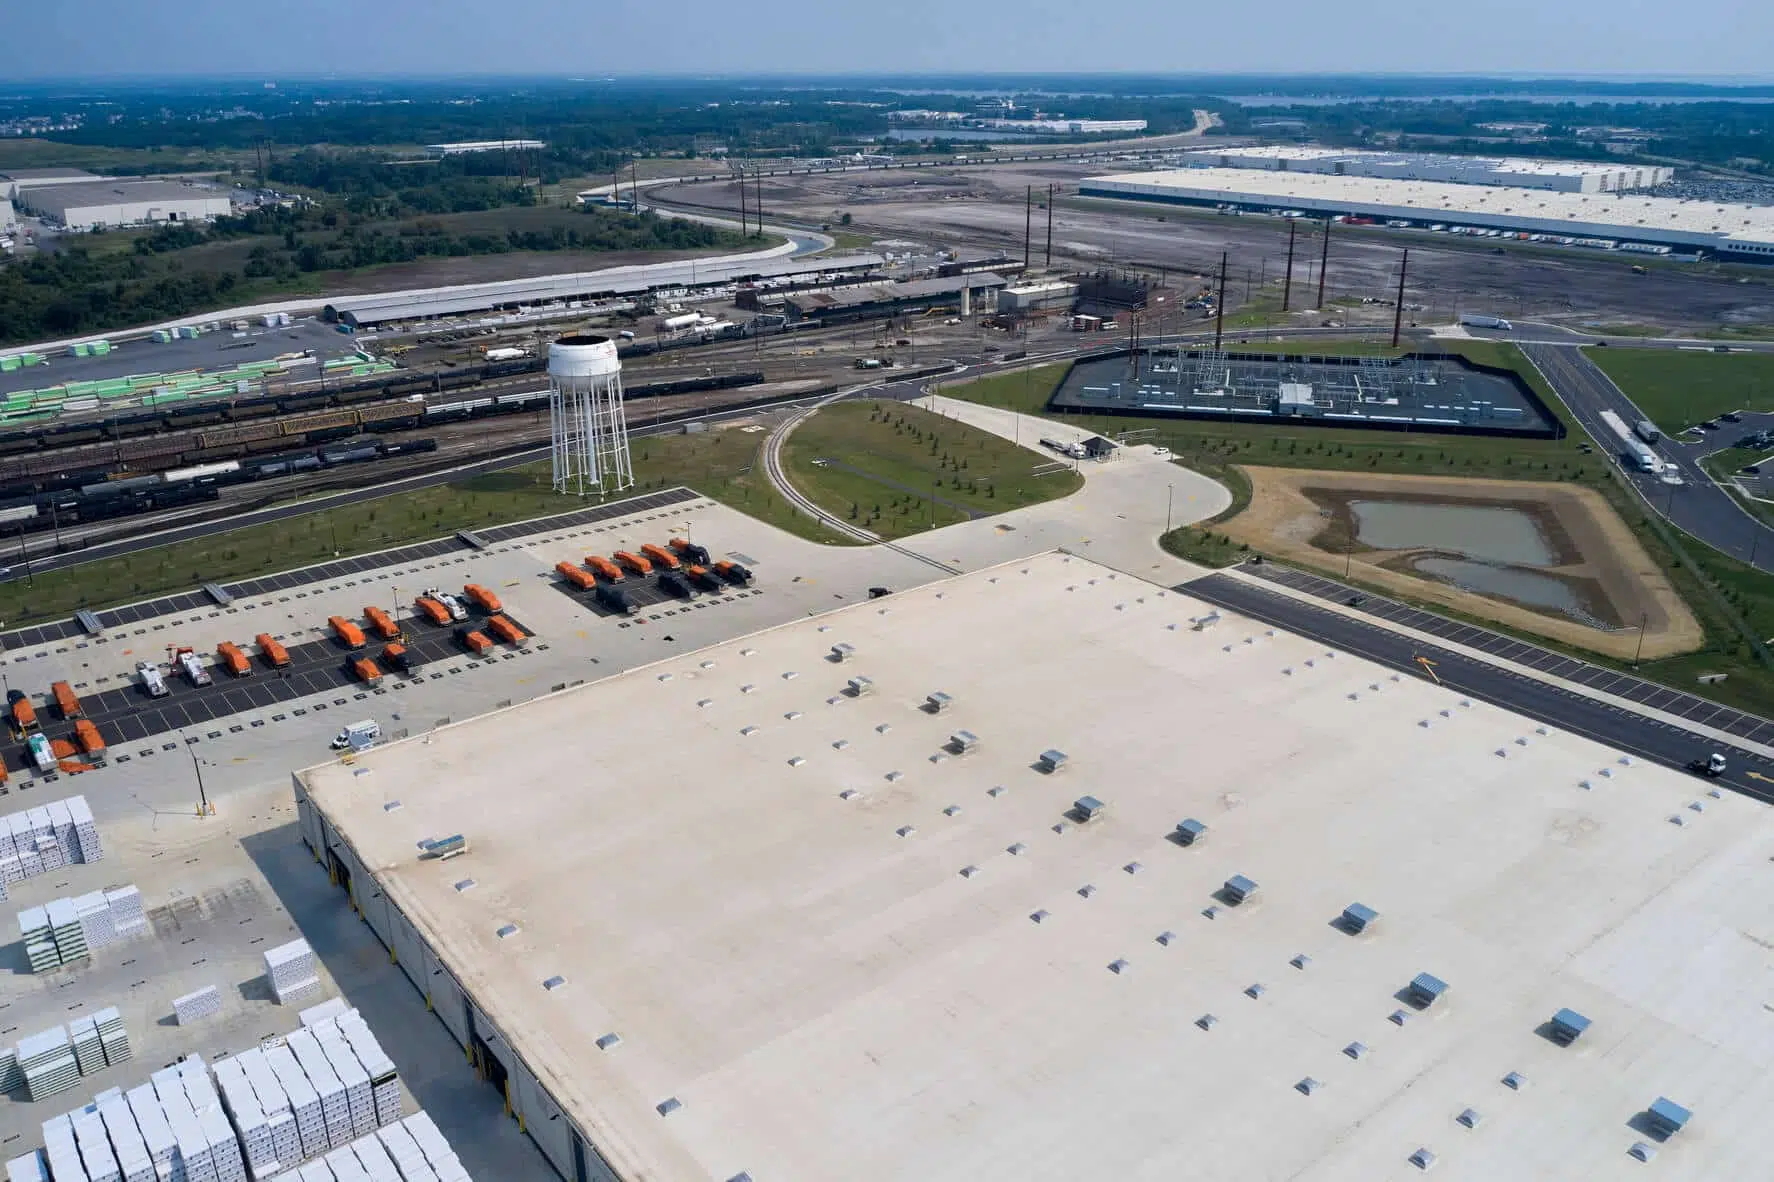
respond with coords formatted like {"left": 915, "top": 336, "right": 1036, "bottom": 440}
{"left": 1407, "top": 972, "right": 1449, "bottom": 1008}
{"left": 1221, "top": 875, "right": 1258, "bottom": 905}
{"left": 847, "top": 676, "right": 875, "bottom": 697}
{"left": 1547, "top": 1008, "right": 1592, "bottom": 1046}
{"left": 1175, "top": 818, "right": 1208, "bottom": 846}
{"left": 830, "top": 643, "right": 855, "bottom": 662}
{"left": 1645, "top": 1098, "right": 1691, "bottom": 1139}
{"left": 1073, "top": 796, "right": 1105, "bottom": 822}
{"left": 420, "top": 835, "right": 468, "bottom": 861}
{"left": 949, "top": 730, "right": 979, "bottom": 755}
{"left": 1340, "top": 903, "right": 1379, "bottom": 934}
{"left": 1037, "top": 749, "right": 1069, "bottom": 773}
{"left": 926, "top": 691, "right": 953, "bottom": 713}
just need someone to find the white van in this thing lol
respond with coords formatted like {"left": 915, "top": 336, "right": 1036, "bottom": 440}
{"left": 331, "top": 719, "right": 381, "bottom": 750}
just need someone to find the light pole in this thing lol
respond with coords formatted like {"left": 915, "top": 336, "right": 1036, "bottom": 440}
{"left": 187, "top": 735, "right": 212, "bottom": 817}
{"left": 1633, "top": 612, "right": 1648, "bottom": 668}
{"left": 1165, "top": 483, "right": 1174, "bottom": 534}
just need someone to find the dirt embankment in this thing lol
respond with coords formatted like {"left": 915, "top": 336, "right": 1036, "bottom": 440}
{"left": 1217, "top": 467, "right": 1702, "bottom": 660}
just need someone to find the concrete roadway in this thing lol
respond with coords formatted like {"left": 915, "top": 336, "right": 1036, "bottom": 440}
{"left": 1184, "top": 569, "right": 1774, "bottom": 802}
{"left": 1518, "top": 340, "right": 1774, "bottom": 571}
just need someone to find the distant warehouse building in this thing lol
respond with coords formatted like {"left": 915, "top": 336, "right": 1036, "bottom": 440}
{"left": 783, "top": 273, "right": 1008, "bottom": 325}
{"left": 425, "top": 139, "right": 546, "bottom": 157}
{"left": 0, "top": 167, "right": 112, "bottom": 202}
{"left": 1184, "top": 147, "right": 1673, "bottom": 193}
{"left": 1081, "top": 168, "right": 1774, "bottom": 261}
{"left": 21, "top": 179, "right": 232, "bottom": 230}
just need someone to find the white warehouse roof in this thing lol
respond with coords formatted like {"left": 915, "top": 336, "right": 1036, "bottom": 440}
{"left": 1084, "top": 168, "right": 1774, "bottom": 256}
{"left": 1194, "top": 145, "right": 1670, "bottom": 189}
{"left": 298, "top": 551, "right": 1774, "bottom": 1181}
{"left": 21, "top": 180, "right": 232, "bottom": 227}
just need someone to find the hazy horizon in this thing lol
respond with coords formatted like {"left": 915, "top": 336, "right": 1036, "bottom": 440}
{"left": 14, "top": 0, "right": 1774, "bottom": 82}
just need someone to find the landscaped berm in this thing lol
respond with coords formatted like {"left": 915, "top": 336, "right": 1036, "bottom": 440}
{"left": 781, "top": 400, "right": 1083, "bottom": 539}
{"left": 1219, "top": 467, "right": 1702, "bottom": 659}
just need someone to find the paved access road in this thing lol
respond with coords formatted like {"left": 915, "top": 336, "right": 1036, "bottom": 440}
{"left": 1520, "top": 341, "right": 1774, "bottom": 571}
{"left": 1184, "top": 568, "right": 1774, "bottom": 803}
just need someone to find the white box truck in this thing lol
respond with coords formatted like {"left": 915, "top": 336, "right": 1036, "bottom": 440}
{"left": 136, "top": 661, "right": 168, "bottom": 698}
{"left": 331, "top": 720, "right": 381, "bottom": 751}
{"left": 1459, "top": 314, "right": 1514, "bottom": 331}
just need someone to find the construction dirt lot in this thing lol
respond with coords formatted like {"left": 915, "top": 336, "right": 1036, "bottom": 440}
{"left": 654, "top": 163, "right": 1774, "bottom": 335}
{"left": 1216, "top": 467, "right": 1703, "bottom": 660}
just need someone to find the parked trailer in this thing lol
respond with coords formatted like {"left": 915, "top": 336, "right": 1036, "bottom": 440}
{"left": 10, "top": 693, "right": 39, "bottom": 735}
{"left": 27, "top": 732, "right": 55, "bottom": 773}
{"left": 350, "top": 657, "right": 383, "bottom": 686}
{"left": 413, "top": 596, "right": 452, "bottom": 626}
{"left": 555, "top": 561, "right": 597, "bottom": 591}
{"left": 256, "top": 633, "right": 291, "bottom": 668}
{"left": 585, "top": 554, "right": 624, "bottom": 582}
{"left": 1601, "top": 409, "right": 1660, "bottom": 473}
{"left": 669, "top": 538, "right": 711, "bottom": 566}
{"left": 463, "top": 584, "right": 503, "bottom": 614}
{"left": 486, "top": 615, "right": 527, "bottom": 646}
{"left": 216, "top": 641, "right": 252, "bottom": 677}
{"left": 380, "top": 643, "right": 415, "bottom": 673}
{"left": 364, "top": 605, "right": 401, "bottom": 640}
{"left": 137, "top": 661, "right": 169, "bottom": 697}
{"left": 1459, "top": 314, "right": 1514, "bottom": 331}
{"left": 713, "top": 560, "right": 754, "bottom": 586}
{"left": 1634, "top": 420, "right": 1661, "bottom": 444}
{"left": 639, "top": 542, "right": 681, "bottom": 571}
{"left": 329, "top": 615, "right": 367, "bottom": 649}
{"left": 614, "top": 550, "right": 653, "bottom": 576}
{"left": 596, "top": 584, "right": 637, "bottom": 615}
{"left": 50, "top": 680, "right": 82, "bottom": 720}
{"left": 73, "top": 719, "right": 106, "bottom": 761}
{"left": 456, "top": 627, "right": 495, "bottom": 657}
{"left": 688, "top": 565, "right": 725, "bottom": 592}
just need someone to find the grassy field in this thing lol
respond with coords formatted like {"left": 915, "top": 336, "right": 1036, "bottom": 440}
{"left": 780, "top": 400, "right": 1083, "bottom": 540}
{"left": 0, "top": 139, "right": 238, "bottom": 176}
{"left": 944, "top": 343, "right": 1774, "bottom": 717}
{"left": 1586, "top": 347, "right": 1774, "bottom": 433}
{"left": 0, "top": 426, "right": 846, "bottom": 628}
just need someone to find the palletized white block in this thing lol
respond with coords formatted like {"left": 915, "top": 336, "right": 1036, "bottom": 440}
{"left": 73, "top": 1109, "right": 121, "bottom": 1182}
{"left": 127, "top": 1084, "right": 178, "bottom": 1172}
{"left": 67, "top": 796, "right": 102, "bottom": 863}
{"left": 4, "top": 1150, "right": 49, "bottom": 1182}
{"left": 174, "top": 985, "right": 224, "bottom": 1025}
{"left": 298, "top": 1000, "right": 350, "bottom": 1029}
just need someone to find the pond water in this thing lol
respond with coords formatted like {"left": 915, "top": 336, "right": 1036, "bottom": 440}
{"left": 1350, "top": 500, "right": 1555, "bottom": 566}
{"left": 1412, "top": 557, "right": 1586, "bottom": 617}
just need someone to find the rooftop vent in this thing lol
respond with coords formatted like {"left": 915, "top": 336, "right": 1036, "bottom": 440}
{"left": 1072, "top": 795, "right": 1105, "bottom": 822}
{"left": 926, "top": 692, "right": 953, "bottom": 714}
{"left": 1108, "top": 959, "right": 1130, "bottom": 975}
{"left": 1547, "top": 1008, "right": 1592, "bottom": 1046}
{"left": 949, "top": 730, "right": 980, "bottom": 755}
{"left": 1007, "top": 842, "right": 1027, "bottom": 855}
{"left": 1456, "top": 1108, "right": 1484, "bottom": 1129}
{"left": 1389, "top": 1010, "right": 1411, "bottom": 1026}
{"left": 831, "top": 643, "right": 855, "bottom": 662}
{"left": 496, "top": 924, "right": 520, "bottom": 939}
{"left": 942, "top": 805, "right": 961, "bottom": 817}
{"left": 1174, "top": 818, "right": 1208, "bottom": 846}
{"left": 1290, "top": 954, "right": 1311, "bottom": 970}
{"left": 1341, "top": 903, "right": 1379, "bottom": 934}
{"left": 1502, "top": 1071, "right": 1527, "bottom": 1090}
{"left": 542, "top": 975, "right": 567, "bottom": 991}
{"left": 847, "top": 676, "right": 874, "bottom": 697}
{"left": 1343, "top": 1042, "right": 1368, "bottom": 1060}
{"left": 959, "top": 865, "right": 981, "bottom": 879}
{"left": 420, "top": 834, "right": 468, "bottom": 861}
{"left": 1156, "top": 931, "right": 1177, "bottom": 947}
{"left": 1245, "top": 983, "right": 1266, "bottom": 999}
{"left": 1407, "top": 972, "right": 1450, "bottom": 1008}
{"left": 1628, "top": 1142, "right": 1657, "bottom": 1163}
{"left": 1407, "top": 1148, "right": 1436, "bottom": 1171}
{"left": 1645, "top": 1097, "right": 1692, "bottom": 1139}
{"left": 656, "top": 1097, "right": 682, "bottom": 1117}
{"left": 1196, "top": 1014, "right": 1218, "bottom": 1031}
{"left": 1124, "top": 861, "right": 1143, "bottom": 876}
{"left": 1295, "top": 1078, "right": 1322, "bottom": 1096}
{"left": 1038, "top": 749, "right": 1069, "bottom": 774}
{"left": 383, "top": 801, "right": 402, "bottom": 812}
{"left": 595, "top": 1033, "right": 621, "bottom": 1051}
{"left": 1077, "top": 884, "right": 1097, "bottom": 898}
{"left": 1221, "top": 875, "right": 1259, "bottom": 905}
{"left": 1029, "top": 910, "right": 1051, "bottom": 924}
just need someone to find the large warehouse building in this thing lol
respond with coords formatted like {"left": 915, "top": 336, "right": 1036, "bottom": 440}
{"left": 294, "top": 551, "right": 1774, "bottom": 1181}
{"left": 1183, "top": 147, "right": 1673, "bottom": 193}
{"left": 1082, "top": 167, "right": 1774, "bottom": 260}
{"left": 20, "top": 179, "right": 232, "bottom": 230}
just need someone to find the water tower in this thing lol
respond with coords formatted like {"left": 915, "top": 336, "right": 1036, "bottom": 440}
{"left": 547, "top": 334, "right": 634, "bottom": 497}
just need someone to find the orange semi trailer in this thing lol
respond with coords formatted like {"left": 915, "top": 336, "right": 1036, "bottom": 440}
{"left": 329, "top": 616, "right": 367, "bottom": 649}
{"left": 51, "top": 681, "right": 83, "bottom": 720}
{"left": 485, "top": 615, "right": 526, "bottom": 646}
{"left": 457, "top": 628, "right": 494, "bottom": 657}
{"left": 585, "top": 554, "right": 624, "bottom": 582}
{"left": 350, "top": 657, "right": 383, "bottom": 686}
{"left": 74, "top": 719, "right": 106, "bottom": 761}
{"left": 555, "top": 561, "right": 596, "bottom": 591}
{"left": 639, "top": 543, "right": 680, "bottom": 571}
{"left": 364, "top": 605, "right": 401, "bottom": 640}
{"left": 216, "top": 642, "right": 253, "bottom": 678}
{"left": 414, "top": 596, "right": 452, "bottom": 626}
{"left": 256, "top": 633, "right": 291, "bottom": 668}
{"left": 463, "top": 584, "right": 503, "bottom": 614}
{"left": 613, "top": 550, "right": 652, "bottom": 576}
{"left": 11, "top": 695, "right": 39, "bottom": 735}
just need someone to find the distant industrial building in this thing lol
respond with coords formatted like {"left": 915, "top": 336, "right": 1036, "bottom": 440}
{"left": 20, "top": 180, "right": 233, "bottom": 230}
{"left": 1184, "top": 147, "right": 1672, "bottom": 193}
{"left": 980, "top": 118, "right": 1148, "bottom": 135}
{"left": 997, "top": 279, "right": 1080, "bottom": 315}
{"left": 0, "top": 168, "right": 111, "bottom": 203}
{"left": 424, "top": 139, "right": 546, "bottom": 157}
{"left": 294, "top": 551, "right": 1766, "bottom": 1182}
{"left": 782, "top": 273, "right": 1008, "bottom": 324}
{"left": 1082, "top": 168, "right": 1774, "bottom": 260}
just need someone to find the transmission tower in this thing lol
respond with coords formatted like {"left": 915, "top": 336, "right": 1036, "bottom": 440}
{"left": 548, "top": 334, "right": 634, "bottom": 497}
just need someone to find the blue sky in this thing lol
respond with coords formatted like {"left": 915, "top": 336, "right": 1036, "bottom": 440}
{"left": 15, "top": 0, "right": 1774, "bottom": 80}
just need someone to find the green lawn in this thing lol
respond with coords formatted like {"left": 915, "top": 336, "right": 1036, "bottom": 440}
{"left": 0, "top": 427, "right": 851, "bottom": 628}
{"left": 1585, "top": 347, "right": 1774, "bottom": 433}
{"left": 780, "top": 400, "right": 1083, "bottom": 540}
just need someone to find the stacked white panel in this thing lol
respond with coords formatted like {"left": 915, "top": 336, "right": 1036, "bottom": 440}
{"left": 4, "top": 1150, "right": 49, "bottom": 1182}
{"left": 323, "top": 1148, "right": 369, "bottom": 1182}
{"left": 75, "top": 892, "right": 116, "bottom": 950}
{"left": 69, "top": 1017, "right": 105, "bottom": 1076}
{"left": 47, "top": 801, "right": 77, "bottom": 868}
{"left": 68, "top": 795, "right": 103, "bottom": 862}
{"left": 39, "top": 1114, "right": 84, "bottom": 1182}
{"left": 242, "top": 1048, "right": 302, "bottom": 1170}
{"left": 26, "top": 808, "right": 63, "bottom": 873}
{"left": 298, "top": 999, "right": 350, "bottom": 1029}
{"left": 94, "top": 1007, "right": 130, "bottom": 1066}
{"left": 99, "top": 1095, "right": 155, "bottom": 1182}
{"left": 215, "top": 1057, "right": 276, "bottom": 1180}
{"left": 18, "top": 904, "right": 57, "bottom": 973}
{"left": 315, "top": 1027, "right": 374, "bottom": 1138}
{"left": 46, "top": 896, "right": 89, "bottom": 964}
{"left": 400, "top": 1115, "right": 468, "bottom": 1182}
{"left": 265, "top": 1046, "right": 326, "bottom": 1160}
{"left": 18, "top": 1025, "right": 79, "bottom": 1101}
{"left": 0, "top": 1047, "right": 21, "bottom": 1093}
{"left": 105, "top": 887, "right": 146, "bottom": 938}
{"left": 297, "top": 1164, "right": 333, "bottom": 1182}
{"left": 349, "top": 1136, "right": 403, "bottom": 1182}
{"left": 73, "top": 1109, "right": 121, "bottom": 1182}
{"left": 126, "top": 1084, "right": 178, "bottom": 1178}
{"left": 264, "top": 941, "right": 321, "bottom": 1006}
{"left": 10, "top": 815, "right": 43, "bottom": 879}
{"left": 335, "top": 1013, "right": 401, "bottom": 1127}
{"left": 174, "top": 984, "right": 224, "bottom": 1025}
{"left": 372, "top": 1123, "right": 432, "bottom": 1182}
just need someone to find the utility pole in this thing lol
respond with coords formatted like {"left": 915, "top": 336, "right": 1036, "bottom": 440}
{"left": 754, "top": 172, "right": 764, "bottom": 232}
{"left": 1391, "top": 249, "right": 1409, "bottom": 349}
{"left": 1282, "top": 219, "right": 1297, "bottom": 312}
{"left": 738, "top": 169, "right": 748, "bottom": 236}
{"left": 189, "top": 739, "right": 212, "bottom": 817}
{"left": 1045, "top": 183, "right": 1055, "bottom": 269}
{"left": 1024, "top": 186, "right": 1032, "bottom": 271}
{"left": 1214, "top": 251, "right": 1228, "bottom": 350}
{"left": 1317, "top": 216, "right": 1331, "bottom": 308}
{"left": 631, "top": 161, "right": 640, "bottom": 212}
